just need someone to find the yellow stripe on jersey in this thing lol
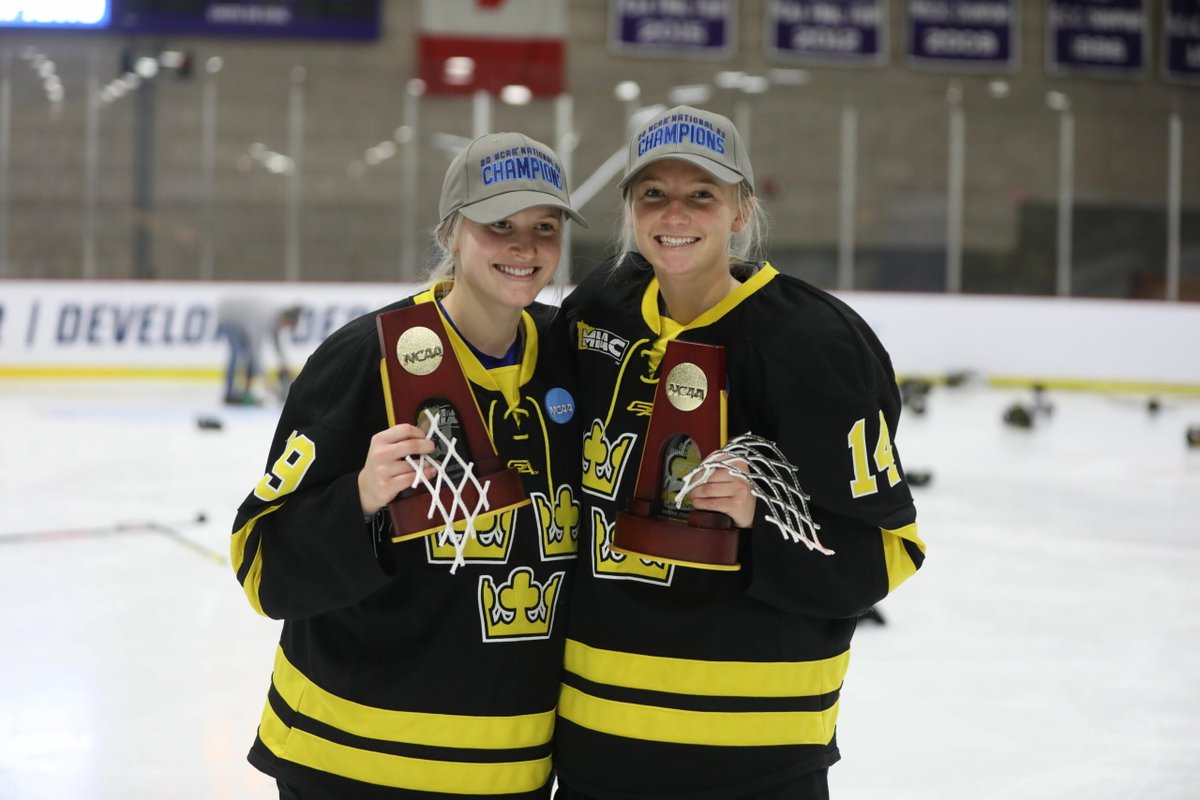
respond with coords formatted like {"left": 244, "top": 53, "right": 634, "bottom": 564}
{"left": 882, "top": 522, "right": 925, "bottom": 593}
{"left": 270, "top": 646, "right": 555, "bottom": 749}
{"left": 557, "top": 685, "right": 838, "bottom": 747}
{"left": 379, "top": 358, "right": 396, "bottom": 426}
{"left": 230, "top": 504, "right": 283, "bottom": 618}
{"left": 258, "top": 698, "right": 552, "bottom": 795}
{"left": 564, "top": 639, "right": 849, "bottom": 698}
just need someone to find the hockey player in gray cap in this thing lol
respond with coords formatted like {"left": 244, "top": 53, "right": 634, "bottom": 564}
{"left": 231, "top": 131, "right": 586, "bottom": 799}
{"left": 553, "top": 105, "right": 925, "bottom": 799}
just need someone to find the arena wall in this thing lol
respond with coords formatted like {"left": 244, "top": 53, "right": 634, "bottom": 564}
{"left": 2, "top": 281, "right": 1197, "bottom": 392}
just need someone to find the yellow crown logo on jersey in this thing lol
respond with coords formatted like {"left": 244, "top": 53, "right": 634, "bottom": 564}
{"left": 590, "top": 507, "right": 671, "bottom": 584}
{"left": 582, "top": 419, "right": 637, "bottom": 501}
{"left": 479, "top": 567, "right": 565, "bottom": 641}
{"left": 426, "top": 509, "right": 517, "bottom": 564}
{"left": 532, "top": 485, "right": 579, "bottom": 560}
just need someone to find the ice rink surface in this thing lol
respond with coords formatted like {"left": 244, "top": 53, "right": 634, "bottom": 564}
{"left": 1, "top": 378, "right": 1199, "bottom": 800}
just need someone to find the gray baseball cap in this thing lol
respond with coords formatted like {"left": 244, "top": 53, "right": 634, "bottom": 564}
{"left": 439, "top": 132, "right": 588, "bottom": 228}
{"left": 619, "top": 105, "right": 754, "bottom": 194}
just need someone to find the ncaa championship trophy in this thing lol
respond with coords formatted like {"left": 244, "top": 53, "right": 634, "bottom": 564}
{"left": 376, "top": 302, "right": 529, "bottom": 545}
{"left": 613, "top": 339, "right": 742, "bottom": 570}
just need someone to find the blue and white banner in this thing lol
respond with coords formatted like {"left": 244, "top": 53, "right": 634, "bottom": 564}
{"left": 1163, "top": 0, "right": 1200, "bottom": 84}
{"left": 0, "top": 0, "right": 380, "bottom": 38}
{"left": 0, "top": 281, "right": 576, "bottom": 377}
{"left": 907, "top": 0, "right": 1018, "bottom": 71}
{"left": 112, "top": 0, "right": 381, "bottom": 40}
{"left": 608, "top": 0, "right": 736, "bottom": 58}
{"left": 1047, "top": 0, "right": 1148, "bottom": 78}
{"left": 765, "top": 0, "right": 888, "bottom": 66}
{"left": 0, "top": 281, "right": 382, "bottom": 376}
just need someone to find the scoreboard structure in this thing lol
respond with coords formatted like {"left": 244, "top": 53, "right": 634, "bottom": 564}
{"left": 0, "top": 0, "right": 381, "bottom": 40}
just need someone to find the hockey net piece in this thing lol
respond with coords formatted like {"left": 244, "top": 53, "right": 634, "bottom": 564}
{"left": 674, "top": 433, "right": 834, "bottom": 555}
{"left": 404, "top": 408, "right": 492, "bottom": 573}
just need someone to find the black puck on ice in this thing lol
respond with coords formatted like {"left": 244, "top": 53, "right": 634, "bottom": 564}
{"left": 907, "top": 470, "right": 934, "bottom": 487}
{"left": 1003, "top": 403, "right": 1034, "bottom": 429}
{"left": 944, "top": 369, "right": 974, "bottom": 387}
{"left": 196, "top": 416, "right": 224, "bottom": 431}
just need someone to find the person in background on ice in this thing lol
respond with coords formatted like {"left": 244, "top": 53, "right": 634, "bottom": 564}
{"left": 215, "top": 297, "right": 302, "bottom": 405}
{"left": 553, "top": 105, "right": 926, "bottom": 800}
{"left": 229, "top": 131, "right": 586, "bottom": 799}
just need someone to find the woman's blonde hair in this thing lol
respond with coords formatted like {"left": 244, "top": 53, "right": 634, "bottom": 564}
{"left": 614, "top": 178, "right": 767, "bottom": 271}
{"left": 427, "top": 212, "right": 464, "bottom": 285}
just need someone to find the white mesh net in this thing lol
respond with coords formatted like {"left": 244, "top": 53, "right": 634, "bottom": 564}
{"left": 404, "top": 408, "right": 492, "bottom": 573}
{"left": 674, "top": 433, "right": 833, "bottom": 555}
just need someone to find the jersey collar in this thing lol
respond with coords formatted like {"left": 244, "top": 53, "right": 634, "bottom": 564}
{"left": 413, "top": 283, "right": 539, "bottom": 410}
{"left": 640, "top": 262, "right": 778, "bottom": 338}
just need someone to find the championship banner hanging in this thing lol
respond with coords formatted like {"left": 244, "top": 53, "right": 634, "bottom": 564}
{"left": 417, "top": 0, "right": 566, "bottom": 97}
{"left": 111, "top": 0, "right": 380, "bottom": 39}
{"left": 375, "top": 303, "right": 530, "bottom": 551}
{"left": 907, "top": 0, "right": 1018, "bottom": 72}
{"left": 1047, "top": 0, "right": 1148, "bottom": 78}
{"left": 765, "top": 0, "right": 888, "bottom": 67}
{"left": 609, "top": 0, "right": 737, "bottom": 59}
{"left": 1163, "top": 0, "right": 1200, "bottom": 84}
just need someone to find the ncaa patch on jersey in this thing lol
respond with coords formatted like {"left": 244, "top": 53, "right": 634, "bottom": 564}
{"left": 545, "top": 387, "right": 575, "bottom": 424}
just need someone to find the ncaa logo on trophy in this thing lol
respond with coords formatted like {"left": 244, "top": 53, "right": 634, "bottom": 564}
{"left": 394, "top": 326, "right": 444, "bottom": 375}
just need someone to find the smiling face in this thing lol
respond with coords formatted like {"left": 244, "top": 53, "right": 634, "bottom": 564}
{"left": 628, "top": 159, "right": 746, "bottom": 285}
{"left": 452, "top": 206, "right": 562, "bottom": 313}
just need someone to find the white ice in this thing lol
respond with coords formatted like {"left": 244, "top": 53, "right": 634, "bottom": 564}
{"left": 1, "top": 379, "right": 1198, "bottom": 799}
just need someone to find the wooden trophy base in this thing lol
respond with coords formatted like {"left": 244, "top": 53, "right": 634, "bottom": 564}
{"left": 387, "top": 454, "right": 529, "bottom": 542}
{"left": 612, "top": 498, "right": 741, "bottom": 571}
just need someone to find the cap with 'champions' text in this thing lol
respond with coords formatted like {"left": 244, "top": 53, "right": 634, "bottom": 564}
{"left": 440, "top": 132, "right": 588, "bottom": 227}
{"left": 619, "top": 105, "right": 754, "bottom": 194}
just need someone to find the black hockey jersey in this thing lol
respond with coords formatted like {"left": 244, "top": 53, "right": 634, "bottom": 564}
{"left": 554, "top": 256, "right": 924, "bottom": 798}
{"left": 230, "top": 286, "right": 580, "bottom": 799}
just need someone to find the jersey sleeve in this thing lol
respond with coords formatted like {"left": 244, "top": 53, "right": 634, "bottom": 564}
{"left": 229, "top": 321, "right": 393, "bottom": 620}
{"left": 738, "top": 304, "right": 924, "bottom": 619}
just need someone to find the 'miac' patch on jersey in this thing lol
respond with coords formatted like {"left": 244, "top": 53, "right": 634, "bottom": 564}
{"left": 577, "top": 322, "right": 630, "bottom": 362}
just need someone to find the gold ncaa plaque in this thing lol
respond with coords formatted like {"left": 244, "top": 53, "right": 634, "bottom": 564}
{"left": 664, "top": 362, "right": 708, "bottom": 412}
{"left": 395, "top": 326, "right": 444, "bottom": 376}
